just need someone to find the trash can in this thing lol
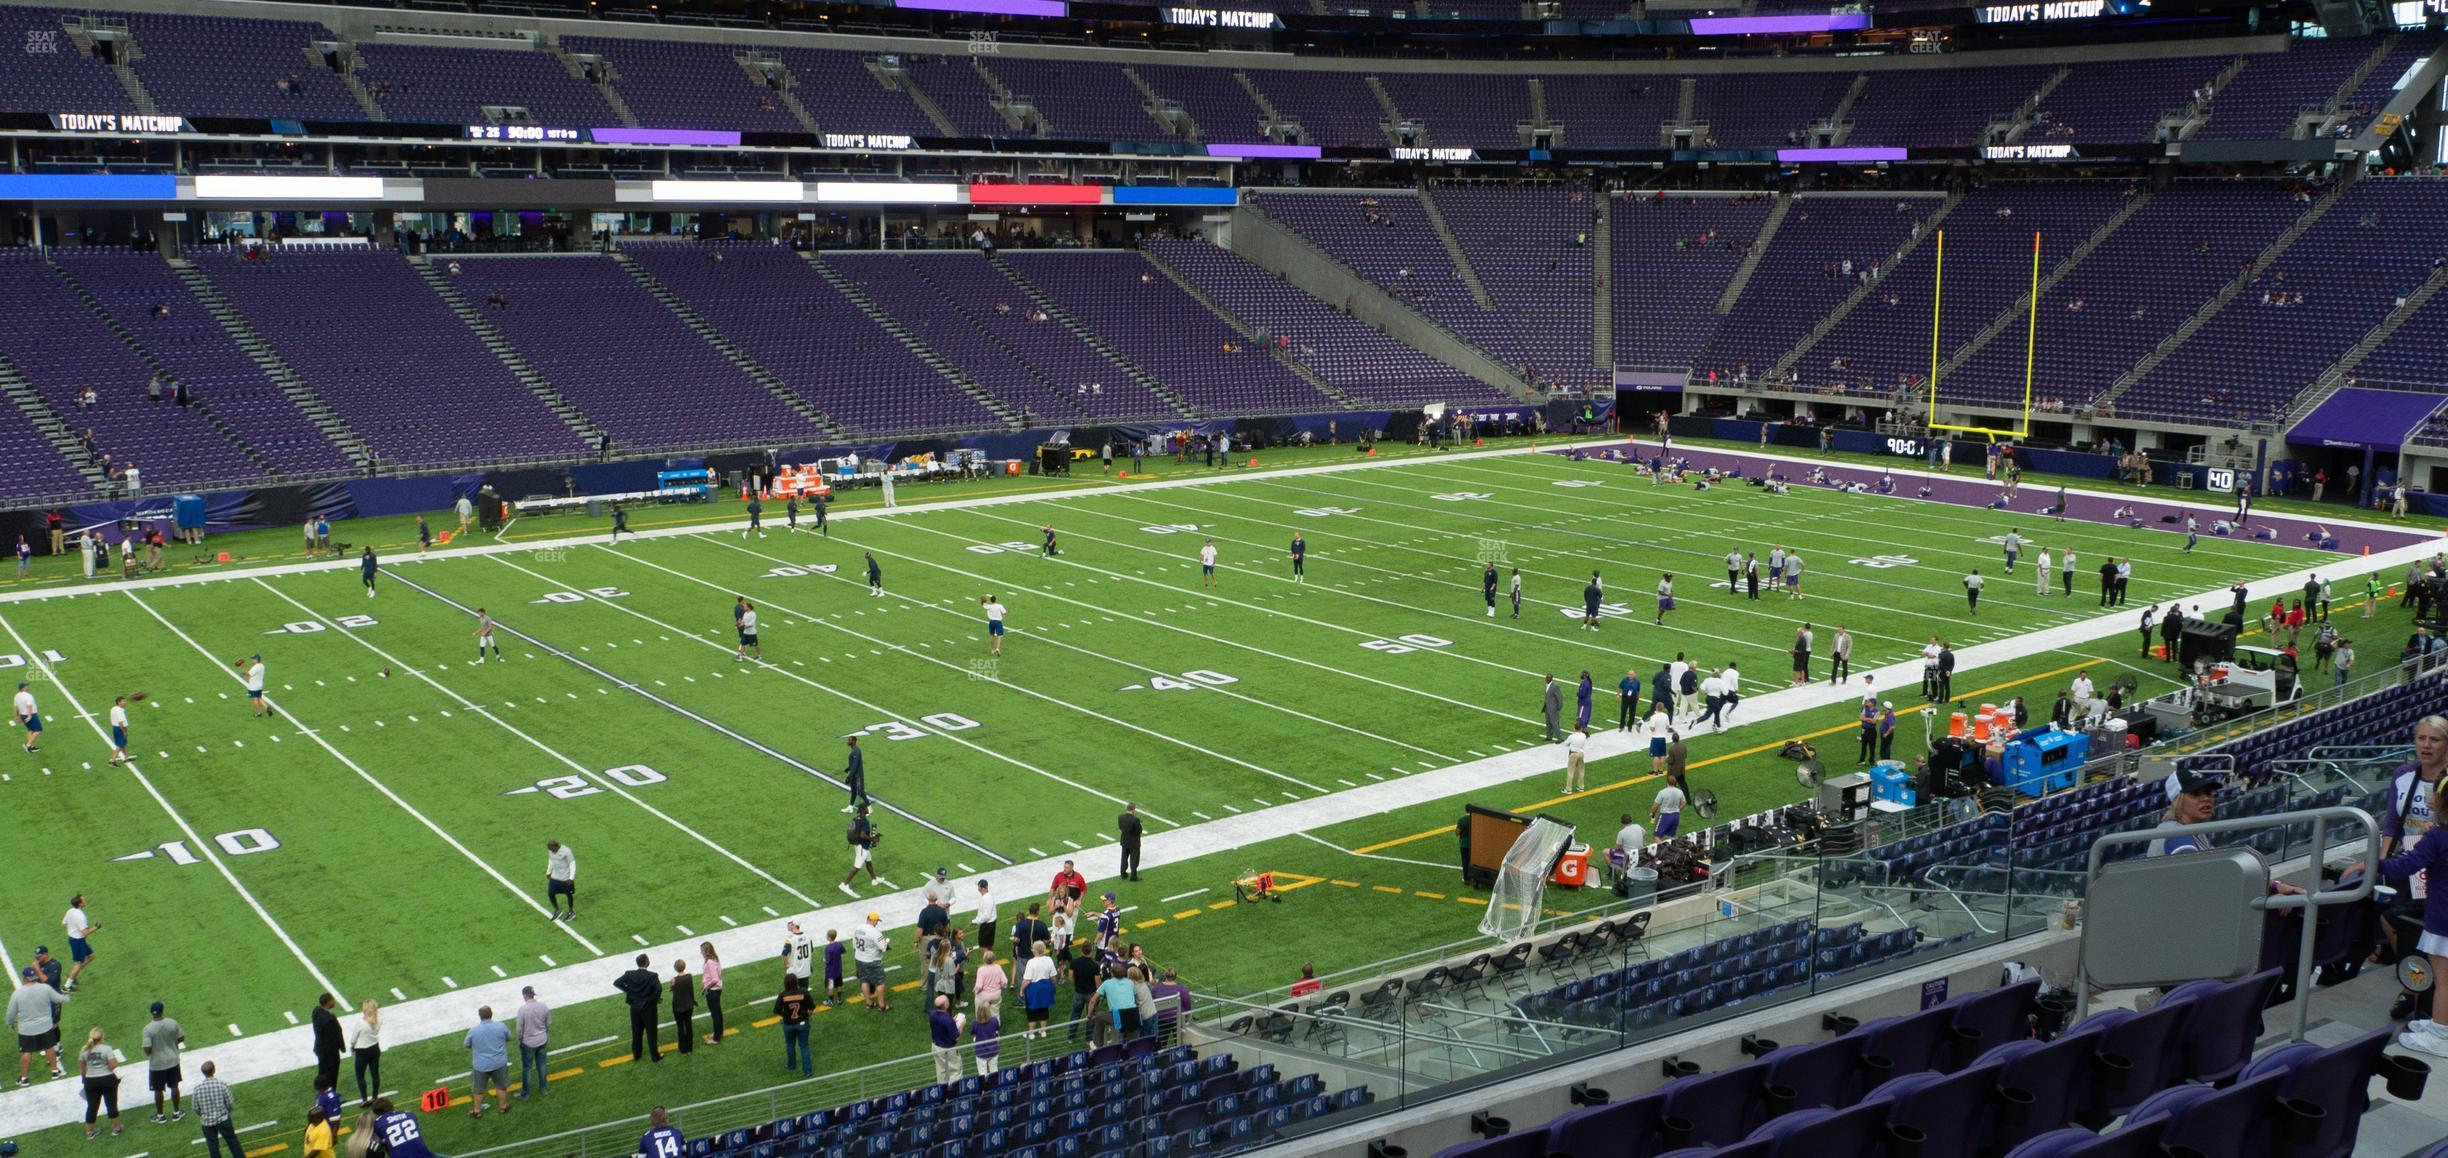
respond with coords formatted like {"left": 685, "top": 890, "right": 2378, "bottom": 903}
{"left": 1624, "top": 866, "right": 1659, "bottom": 904}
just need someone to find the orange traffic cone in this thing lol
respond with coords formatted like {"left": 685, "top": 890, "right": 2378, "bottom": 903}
{"left": 1247, "top": 458, "right": 1258, "bottom": 469}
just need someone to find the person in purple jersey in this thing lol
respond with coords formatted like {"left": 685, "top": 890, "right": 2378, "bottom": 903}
{"left": 369, "top": 1096, "right": 440, "bottom": 1158}
{"left": 640, "top": 1106, "right": 685, "bottom": 1158}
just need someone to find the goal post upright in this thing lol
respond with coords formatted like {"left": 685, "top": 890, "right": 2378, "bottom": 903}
{"left": 1925, "top": 230, "right": 2041, "bottom": 444}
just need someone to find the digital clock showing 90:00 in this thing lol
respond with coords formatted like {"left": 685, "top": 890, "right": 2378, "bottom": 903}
{"left": 464, "top": 124, "right": 586, "bottom": 143}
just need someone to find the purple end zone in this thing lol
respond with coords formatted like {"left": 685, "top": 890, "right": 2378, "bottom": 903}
{"left": 1546, "top": 440, "right": 2434, "bottom": 558}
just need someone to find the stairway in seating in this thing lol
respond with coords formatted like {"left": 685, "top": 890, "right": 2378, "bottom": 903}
{"left": 612, "top": 252, "right": 841, "bottom": 438}
{"left": 168, "top": 258, "right": 369, "bottom": 467}
{"left": 2285, "top": 265, "right": 2448, "bottom": 426}
{"left": 49, "top": 257, "right": 277, "bottom": 476}
{"left": 876, "top": 58, "right": 960, "bottom": 137}
{"left": 1715, "top": 194, "right": 1792, "bottom": 314}
{"left": 740, "top": 52, "right": 821, "bottom": 136}
{"left": 986, "top": 256, "right": 1197, "bottom": 419}
{"left": 1932, "top": 188, "right": 2155, "bottom": 381}
{"left": 410, "top": 257, "right": 603, "bottom": 446}
{"left": 801, "top": 253, "right": 1021, "bottom": 430}
{"left": 1590, "top": 192, "right": 1613, "bottom": 369}
{"left": 1415, "top": 186, "right": 1495, "bottom": 309}
{"left": 1764, "top": 192, "right": 1961, "bottom": 381}
{"left": 1140, "top": 247, "right": 1355, "bottom": 407}
{"left": 0, "top": 354, "right": 106, "bottom": 488}
{"left": 556, "top": 42, "right": 638, "bottom": 127}
{"left": 2092, "top": 181, "right": 2349, "bottom": 410}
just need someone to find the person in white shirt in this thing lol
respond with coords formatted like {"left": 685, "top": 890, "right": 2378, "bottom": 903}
{"left": 1562, "top": 726, "right": 1588, "bottom": 794}
{"left": 241, "top": 656, "right": 268, "bottom": 717}
{"left": 545, "top": 841, "right": 576, "bottom": 921}
{"left": 1964, "top": 569, "right": 1986, "bottom": 615}
{"left": 1645, "top": 708, "right": 1670, "bottom": 773}
{"left": 1920, "top": 637, "right": 1942, "bottom": 699}
{"left": 983, "top": 596, "right": 1007, "bottom": 658}
{"left": 1698, "top": 671, "right": 1728, "bottom": 730}
{"left": 2068, "top": 671, "right": 2095, "bottom": 717}
{"left": 2059, "top": 548, "right": 2077, "bottom": 598}
{"left": 58, "top": 895, "right": 98, "bottom": 991}
{"left": 783, "top": 921, "right": 815, "bottom": 986}
{"left": 11, "top": 681, "right": 39, "bottom": 753}
{"left": 1830, "top": 628, "right": 1854, "bottom": 684}
{"left": 1666, "top": 656, "right": 1694, "bottom": 727}
{"left": 851, "top": 914, "right": 891, "bottom": 1011}
{"left": 107, "top": 695, "right": 130, "bottom": 766}
{"left": 734, "top": 601, "right": 760, "bottom": 661}
{"left": 1198, "top": 540, "right": 1218, "bottom": 589}
{"left": 2035, "top": 548, "right": 2054, "bottom": 595}
{"left": 880, "top": 470, "right": 897, "bottom": 509}
{"left": 1019, "top": 939, "right": 1059, "bottom": 1039}
{"left": 1719, "top": 664, "right": 1742, "bottom": 727}
{"left": 973, "top": 880, "right": 998, "bottom": 953}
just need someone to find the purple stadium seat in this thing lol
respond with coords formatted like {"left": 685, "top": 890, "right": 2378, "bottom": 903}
{"left": 2133, "top": 1070, "right": 2285, "bottom": 1157}
{"left": 2001, "top": 1115, "right": 2169, "bottom": 1158}
{"left": 1867, "top": 1059, "right": 2005, "bottom": 1158}
{"left": 1544, "top": 1090, "right": 1665, "bottom": 1158}
{"left": 1659, "top": 1062, "right": 1768, "bottom": 1148}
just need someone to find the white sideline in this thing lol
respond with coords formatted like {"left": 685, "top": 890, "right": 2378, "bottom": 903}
{"left": 0, "top": 439, "right": 2432, "bottom": 1136}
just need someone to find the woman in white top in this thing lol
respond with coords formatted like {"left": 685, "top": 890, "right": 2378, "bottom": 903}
{"left": 1048, "top": 901, "right": 1074, "bottom": 960}
{"left": 350, "top": 1000, "right": 382, "bottom": 1107}
{"left": 1019, "top": 940, "right": 1060, "bottom": 1040}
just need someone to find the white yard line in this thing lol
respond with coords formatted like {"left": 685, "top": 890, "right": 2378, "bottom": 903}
{"left": 0, "top": 610, "right": 348, "bottom": 1023}
{"left": 250, "top": 575, "right": 826, "bottom": 914}
{"left": 737, "top": 521, "right": 1524, "bottom": 727}
{"left": 0, "top": 442, "right": 1599, "bottom": 610}
{"left": 665, "top": 540, "right": 1332, "bottom": 797}
{"left": 0, "top": 443, "right": 2430, "bottom": 1137}
{"left": 488, "top": 549, "right": 1157, "bottom": 831}
{"left": 125, "top": 590, "right": 605, "bottom": 958}
{"left": 703, "top": 535, "right": 1450, "bottom": 761}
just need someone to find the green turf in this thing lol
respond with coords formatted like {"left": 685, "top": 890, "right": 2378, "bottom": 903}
{"left": 0, "top": 443, "right": 2404, "bottom": 1157}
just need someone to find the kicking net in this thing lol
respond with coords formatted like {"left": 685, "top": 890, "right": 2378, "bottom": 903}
{"left": 1478, "top": 817, "right": 1574, "bottom": 942}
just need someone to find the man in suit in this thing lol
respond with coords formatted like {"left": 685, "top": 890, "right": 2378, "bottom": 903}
{"left": 1542, "top": 675, "right": 1563, "bottom": 743}
{"left": 613, "top": 954, "right": 664, "bottom": 1064}
{"left": 1935, "top": 642, "right": 1957, "bottom": 704}
{"left": 310, "top": 993, "right": 344, "bottom": 1093}
{"left": 1117, "top": 805, "right": 1144, "bottom": 881}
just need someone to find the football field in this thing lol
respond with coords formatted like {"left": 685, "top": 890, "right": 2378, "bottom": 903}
{"left": 0, "top": 441, "right": 2405, "bottom": 1150}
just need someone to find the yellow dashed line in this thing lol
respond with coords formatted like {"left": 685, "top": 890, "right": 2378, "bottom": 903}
{"left": 1371, "top": 885, "right": 1403, "bottom": 894}
{"left": 1173, "top": 909, "right": 1203, "bottom": 920}
{"left": 1456, "top": 897, "right": 1488, "bottom": 906}
{"left": 1135, "top": 918, "right": 1166, "bottom": 929}
{"left": 1208, "top": 900, "right": 1237, "bottom": 910}
{"left": 245, "top": 1145, "right": 291, "bottom": 1157}
{"left": 1414, "top": 891, "right": 1446, "bottom": 900}
{"left": 599, "top": 1055, "right": 631, "bottom": 1068}
{"left": 752, "top": 1016, "right": 781, "bottom": 1028}
{"left": 1331, "top": 880, "right": 1362, "bottom": 888}
{"left": 547, "top": 1068, "right": 585, "bottom": 1082}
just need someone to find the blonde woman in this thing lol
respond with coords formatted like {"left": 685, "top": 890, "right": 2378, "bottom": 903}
{"left": 971, "top": 996, "right": 1003, "bottom": 1077}
{"left": 1020, "top": 940, "right": 1058, "bottom": 1040}
{"left": 349, "top": 999, "right": 382, "bottom": 1107}
{"left": 80, "top": 1024, "right": 124, "bottom": 1138}
{"left": 343, "top": 1109, "right": 377, "bottom": 1158}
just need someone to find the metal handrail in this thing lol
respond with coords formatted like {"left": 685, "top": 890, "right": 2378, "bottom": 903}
{"left": 2073, "top": 805, "right": 2378, "bottom": 1043}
